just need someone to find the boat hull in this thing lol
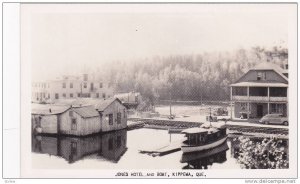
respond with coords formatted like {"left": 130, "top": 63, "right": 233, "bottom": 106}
{"left": 181, "top": 136, "right": 227, "bottom": 153}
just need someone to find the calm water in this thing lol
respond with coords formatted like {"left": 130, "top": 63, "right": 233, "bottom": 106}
{"left": 31, "top": 128, "right": 288, "bottom": 169}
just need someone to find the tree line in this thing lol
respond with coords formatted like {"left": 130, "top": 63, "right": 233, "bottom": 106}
{"left": 93, "top": 46, "right": 288, "bottom": 105}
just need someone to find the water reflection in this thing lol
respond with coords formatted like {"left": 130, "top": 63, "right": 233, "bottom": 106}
{"left": 181, "top": 142, "right": 229, "bottom": 169}
{"left": 32, "top": 129, "right": 127, "bottom": 164}
{"left": 31, "top": 129, "right": 288, "bottom": 169}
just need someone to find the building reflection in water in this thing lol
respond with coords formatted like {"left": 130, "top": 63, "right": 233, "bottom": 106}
{"left": 181, "top": 142, "right": 229, "bottom": 169}
{"left": 32, "top": 129, "right": 127, "bottom": 164}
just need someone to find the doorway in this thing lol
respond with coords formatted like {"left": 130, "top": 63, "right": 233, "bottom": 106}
{"left": 257, "top": 104, "right": 263, "bottom": 117}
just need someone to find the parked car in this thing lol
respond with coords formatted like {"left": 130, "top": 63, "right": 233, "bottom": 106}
{"left": 259, "top": 114, "right": 288, "bottom": 126}
{"left": 212, "top": 107, "right": 228, "bottom": 116}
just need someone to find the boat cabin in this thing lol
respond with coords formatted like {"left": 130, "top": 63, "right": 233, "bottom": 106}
{"left": 181, "top": 126, "right": 227, "bottom": 146}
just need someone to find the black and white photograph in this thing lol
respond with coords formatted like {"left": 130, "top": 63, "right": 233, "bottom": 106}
{"left": 2, "top": 2, "right": 298, "bottom": 180}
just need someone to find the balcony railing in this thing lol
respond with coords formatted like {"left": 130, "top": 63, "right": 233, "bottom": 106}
{"left": 232, "top": 95, "right": 287, "bottom": 102}
{"left": 269, "top": 97, "right": 287, "bottom": 102}
{"left": 232, "top": 96, "right": 248, "bottom": 101}
{"left": 249, "top": 96, "right": 269, "bottom": 101}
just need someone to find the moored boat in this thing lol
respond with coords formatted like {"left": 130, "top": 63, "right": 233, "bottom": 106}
{"left": 181, "top": 123, "right": 227, "bottom": 153}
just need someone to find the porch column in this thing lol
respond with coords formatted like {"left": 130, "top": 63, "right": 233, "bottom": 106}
{"left": 267, "top": 87, "right": 270, "bottom": 101}
{"left": 247, "top": 102, "right": 250, "bottom": 119}
{"left": 287, "top": 87, "right": 288, "bottom": 117}
{"left": 247, "top": 87, "right": 250, "bottom": 119}
{"left": 267, "top": 103, "right": 270, "bottom": 114}
{"left": 247, "top": 86, "right": 250, "bottom": 100}
{"left": 230, "top": 86, "right": 232, "bottom": 119}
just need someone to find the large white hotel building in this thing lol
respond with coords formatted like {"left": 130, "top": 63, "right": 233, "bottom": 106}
{"left": 32, "top": 74, "right": 115, "bottom": 103}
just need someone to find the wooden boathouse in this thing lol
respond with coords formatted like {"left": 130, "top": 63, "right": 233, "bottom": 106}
{"left": 31, "top": 98, "right": 128, "bottom": 136}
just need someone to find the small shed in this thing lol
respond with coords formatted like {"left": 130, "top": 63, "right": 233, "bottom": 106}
{"left": 32, "top": 104, "right": 101, "bottom": 136}
{"left": 59, "top": 105, "right": 101, "bottom": 136}
{"left": 31, "top": 104, "right": 70, "bottom": 134}
{"left": 95, "top": 98, "right": 127, "bottom": 132}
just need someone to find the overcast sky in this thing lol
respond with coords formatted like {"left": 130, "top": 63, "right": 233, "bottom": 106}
{"left": 23, "top": 4, "right": 293, "bottom": 81}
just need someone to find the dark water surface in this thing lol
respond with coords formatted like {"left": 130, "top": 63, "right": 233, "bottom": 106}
{"left": 32, "top": 128, "right": 288, "bottom": 169}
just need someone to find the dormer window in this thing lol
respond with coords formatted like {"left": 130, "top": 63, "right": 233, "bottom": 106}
{"left": 257, "top": 72, "right": 266, "bottom": 81}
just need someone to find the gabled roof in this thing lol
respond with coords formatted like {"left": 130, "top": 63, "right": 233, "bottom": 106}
{"left": 72, "top": 106, "right": 99, "bottom": 118}
{"left": 53, "top": 98, "right": 125, "bottom": 112}
{"left": 249, "top": 62, "right": 288, "bottom": 82}
{"left": 31, "top": 104, "right": 70, "bottom": 115}
{"left": 94, "top": 98, "right": 124, "bottom": 112}
{"left": 233, "top": 62, "right": 288, "bottom": 84}
{"left": 251, "top": 62, "right": 285, "bottom": 73}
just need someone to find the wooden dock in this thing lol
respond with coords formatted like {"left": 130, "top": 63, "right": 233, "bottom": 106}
{"left": 139, "top": 140, "right": 182, "bottom": 156}
{"left": 127, "top": 121, "right": 145, "bottom": 130}
{"left": 128, "top": 117, "right": 288, "bottom": 135}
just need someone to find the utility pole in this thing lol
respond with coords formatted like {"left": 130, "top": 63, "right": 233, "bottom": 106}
{"left": 209, "top": 107, "right": 212, "bottom": 127}
{"left": 169, "top": 91, "right": 172, "bottom": 116}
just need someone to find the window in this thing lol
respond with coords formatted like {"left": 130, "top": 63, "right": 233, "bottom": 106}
{"left": 257, "top": 72, "right": 266, "bottom": 81}
{"left": 233, "top": 87, "right": 247, "bottom": 96}
{"left": 63, "top": 83, "right": 66, "bottom": 88}
{"left": 71, "top": 118, "right": 77, "bottom": 130}
{"left": 70, "top": 83, "right": 73, "bottom": 88}
{"left": 96, "top": 93, "right": 99, "bottom": 98}
{"left": 270, "top": 87, "right": 287, "bottom": 97}
{"left": 240, "top": 103, "right": 248, "bottom": 111}
{"left": 55, "top": 93, "right": 59, "bottom": 99}
{"left": 70, "top": 93, "right": 73, "bottom": 98}
{"left": 48, "top": 94, "right": 50, "bottom": 98}
{"left": 102, "top": 93, "right": 106, "bottom": 99}
{"left": 83, "top": 83, "right": 87, "bottom": 88}
{"left": 63, "top": 93, "right": 66, "bottom": 98}
{"left": 117, "top": 136, "right": 121, "bottom": 148}
{"left": 108, "top": 138, "right": 113, "bottom": 150}
{"left": 78, "top": 93, "right": 81, "bottom": 97}
{"left": 123, "top": 109, "right": 126, "bottom": 118}
{"left": 69, "top": 110, "right": 73, "bottom": 117}
{"left": 90, "top": 83, "right": 94, "bottom": 90}
{"left": 83, "top": 74, "right": 88, "bottom": 81}
{"left": 108, "top": 114, "right": 113, "bottom": 125}
{"left": 100, "top": 83, "right": 103, "bottom": 88}
{"left": 117, "top": 112, "right": 121, "bottom": 124}
{"left": 81, "top": 93, "right": 90, "bottom": 98}
{"left": 271, "top": 104, "right": 284, "bottom": 114}
{"left": 249, "top": 87, "right": 268, "bottom": 96}
{"left": 71, "top": 141, "right": 77, "bottom": 155}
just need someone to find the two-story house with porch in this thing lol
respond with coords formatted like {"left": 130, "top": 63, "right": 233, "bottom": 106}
{"left": 230, "top": 62, "right": 288, "bottom": 119}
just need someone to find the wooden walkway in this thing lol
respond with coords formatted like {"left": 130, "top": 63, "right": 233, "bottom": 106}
{"left": 128, "top": 117, "right": 288, "bottom": 135}
{"left": 139, "top": 140, "right": 182, "bottom": 156}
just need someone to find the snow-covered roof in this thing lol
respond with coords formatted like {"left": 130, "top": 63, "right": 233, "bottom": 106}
{"left": 31, "top": 104, "right": 70, "bottom": 115}
{"left": 252, "top": 62, "right": 285, "bottom": 73}
{"left": 230, "top": 82, "right": 288, "bottom": 87}
{"left": 72, "top": 106, "right": 99, "bottom": 118}
{"left": 181, "top": 127, "right": 209, "bottom": 134}
{"left": 94, "top": 98, "right": 123, "bottom": 112}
